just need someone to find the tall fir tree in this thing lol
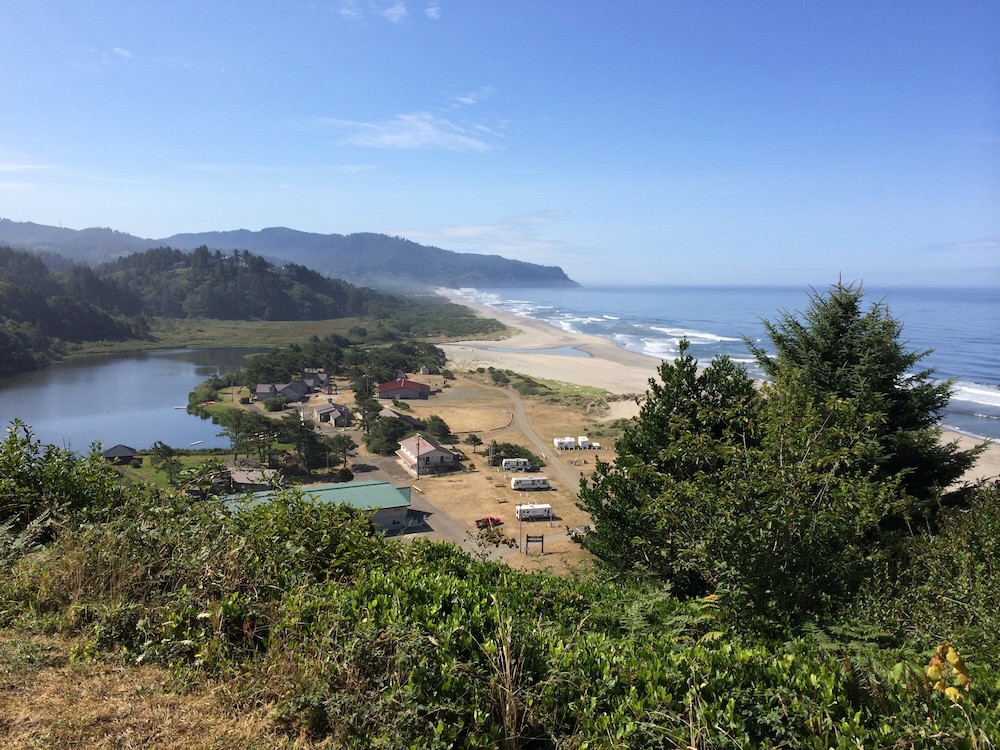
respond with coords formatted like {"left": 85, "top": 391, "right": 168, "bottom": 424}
{"left": 746, "top": 281, "right": 983, "bottom": 504}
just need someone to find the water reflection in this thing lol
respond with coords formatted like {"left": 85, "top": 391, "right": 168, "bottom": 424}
{"left": 0, "top": 348, "right": 267, "bottom": 452}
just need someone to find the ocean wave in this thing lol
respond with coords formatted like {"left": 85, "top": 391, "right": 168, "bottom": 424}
{"left": 951, "top": 382, "right": 1000, "bottom": 408}
{"left": 648, "top": 325, "right": 743, "bottom": 344}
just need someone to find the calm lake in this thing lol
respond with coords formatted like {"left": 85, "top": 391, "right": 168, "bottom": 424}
{"left": 0, "top": 348, "right": 268, "bottom": 452}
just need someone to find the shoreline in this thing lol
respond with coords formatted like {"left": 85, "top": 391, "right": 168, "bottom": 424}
{"left": 436, "top": 288, "right": 1000, "bottom": 486}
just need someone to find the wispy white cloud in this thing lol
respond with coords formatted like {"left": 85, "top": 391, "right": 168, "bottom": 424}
{"left": 0, "top": 181, "right": 36, "bottom": 190}
{"left": 112, "top": 47, "right": 132, "bottom": 59}
{"left": 338, "top": 0, "right": 363, "bottom": 21}
{"left": 924, "top": 238, "right": 1000, "bottom": 254}
{"left": 0, "top": 163, "right": 52, "bottom": 172}
{"left": 425, "top": 1, "right": 441, "bottom": 20}
{"left": 319, "top": 111, "right": 493, "bottom": 152}
{"left": 339, "top": 0, "right": 413, "bottom": 23}
{"left": 185, "top": 162, "right": 376, "bottom": 174}
{"left": 398, "top": 211, "right": 577, "bottom": 264}
{"left": 381, "top": 1, "right": 408, "bottom": 23}
{"left": 450, "top": 87, "right": 496, "bottom": 107}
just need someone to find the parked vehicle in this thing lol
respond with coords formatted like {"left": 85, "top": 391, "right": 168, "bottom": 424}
{"left": 515, "top": 503, "right": 554, "bottom": 521}
{"left": 501, "top": 457, "right": 530, "bottom": 472}
{"left": 511, "top": 476, "right": 550, "bottom": 491}
{"left": 476, "top": 516, "right": 503, "bottom": 528}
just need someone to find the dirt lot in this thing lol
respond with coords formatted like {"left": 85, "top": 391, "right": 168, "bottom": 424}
{"left": 301, "top": 373, "right": 623, "bottom": 575}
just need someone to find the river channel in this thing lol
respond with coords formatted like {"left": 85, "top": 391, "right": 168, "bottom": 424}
{"left": 0, "top": 347, "right": 268, "bottom": 452}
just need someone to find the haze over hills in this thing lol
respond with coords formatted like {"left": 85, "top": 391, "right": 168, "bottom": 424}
{"left": 0, "top": 219, "right": 579, "bottom": 291}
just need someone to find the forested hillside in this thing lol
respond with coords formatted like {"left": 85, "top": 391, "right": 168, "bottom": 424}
{"left": 98, "top": 246, "right": 385, "bottom": 320}
{"left": 160, "top": 229, "right": 581, "bottom": 290}
{"left": 0, "top": 219, "right": 581, "bottom": 291}
{"left": 0, "top": 245, "right": 504, "bottom": 379}
{"left": 0, "top": 247, "right": 145, "bottom": 377}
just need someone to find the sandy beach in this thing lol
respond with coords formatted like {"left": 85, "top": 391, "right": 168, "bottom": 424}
{"left": 437, "top": 288, "right": 1000, "bottom": 486}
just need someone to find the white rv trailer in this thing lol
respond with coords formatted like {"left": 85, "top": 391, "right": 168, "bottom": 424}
{"left": 515, "top": 503, "right": 554, "bottom": 521}
{"left": 511, "top": 476, "right": 550, "bottom": 491}
{"left": 552, "top": 436, "right": 575, "bottom": 450}
{"left": 501, "top": 457, "right": 531, "bottom": 472}
{"left": 577, "top": 436, "right": 590, "bottom": 449}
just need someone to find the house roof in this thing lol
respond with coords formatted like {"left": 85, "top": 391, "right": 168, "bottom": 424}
{"left": 101, "top": 444, "right": 137, "bottom": 458}
{"left": 378, "top": 378, "right": 430, "bottom": 395}
{"left": 226, "top": 480, "right": 411, "bottom": 513}
{"left": 314, "top": 402, "right": 348, "bottom": 415}
{"left": 397, "top": 433, "right": 452, "bottom": 459}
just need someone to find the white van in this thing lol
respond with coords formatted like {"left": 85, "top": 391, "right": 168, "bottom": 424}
{"left": 501, "top": 457, "right": 530, "bottom": 472}
{"left": 511, "top": 476, "right": 550, "bottom": 491}
{"left": 515, "top": 503, "right": 554, "bottom": 521}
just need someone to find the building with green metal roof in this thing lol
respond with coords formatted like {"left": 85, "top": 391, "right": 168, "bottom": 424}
{"left": 227, "top": 480, "right": 412, "bottom": 533}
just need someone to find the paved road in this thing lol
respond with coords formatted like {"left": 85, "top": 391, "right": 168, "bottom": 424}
{"left": 339, "top": 438, "right": 516, "bottom": 560}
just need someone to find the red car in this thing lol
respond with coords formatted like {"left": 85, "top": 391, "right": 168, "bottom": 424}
{"left": 476, "top": 516, "right": 503, "bottom": 529}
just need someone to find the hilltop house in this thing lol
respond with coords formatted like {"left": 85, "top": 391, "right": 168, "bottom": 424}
{"left": 302, "top": 368, "right": 331, "bottom": 393}
{"left": 226, "top": 480, "right": 412, "bottom": 533}
{"left": 378, "top": 378, "right": 431, "bottom": 400}
{"left": 396, "top": 434, "right": 458, "bottom": 476}
{"left": 101, "top": 444, "right": 137, "bottom": 465}
{"left": 310, "top": 400, "right": 352, "bottom": 427}
{"left": 254, "top": 379, "right": 311, "bottom": 403}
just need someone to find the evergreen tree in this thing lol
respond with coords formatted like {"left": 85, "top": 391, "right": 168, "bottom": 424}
{"left": 746, "top": 281, "right": 983, "bottom": 503}
{"left": 577, "top": 343, "right": 761, "bottom": 592}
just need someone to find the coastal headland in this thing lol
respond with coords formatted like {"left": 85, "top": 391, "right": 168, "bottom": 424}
{"left": 436, "top": 288, "right": 1000, "bottom": 486}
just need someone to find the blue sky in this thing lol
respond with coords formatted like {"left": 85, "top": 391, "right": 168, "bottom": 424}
{"left": 1, "top": 1, "right": 997, "bottom": 287}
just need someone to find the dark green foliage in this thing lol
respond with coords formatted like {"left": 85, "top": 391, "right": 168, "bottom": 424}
{"left": 464, "top": 433, "right": 483, "bottom": 453}
{"left": 861, "top": 480, "right": 1000, "bottom": 664}
{"left": 263, "top": 396, "right": 287, "bottom": 412}
{"left": 3, "top": 435, "right": 998, "bottom": 746}
{"left": 579, "top": 284, "right": 985, "bottom": 630}
{"left": 423, "top": 414, "right": 453, "bottom": 442}
{"left": 489, "top": 368, "right": 510, "bottom": 385}
{"left": 0, "top": 420, "right": 130, "bottom": 537}
{"left": 747, "top": 281, "right": 983, "bottom": 504}
{"left": 0, "top": 243, "right": 504, "bottom": 379}
{"left": 579, "top": 338, "right": 915, "bottom": 628}
{"left": 97, "top": 246, "right": 382, "bottom": 321}
{"left": 149, "top": 441, "right": 182, "bottom": 485}
{"left": 0, "top": 247, "right": 146, "bottom": 376}
{"left": 363, "top": 416, "right": 409, "bottom": 455}
{"left": 214, "top": 409, "right": 277, "bottom": 463}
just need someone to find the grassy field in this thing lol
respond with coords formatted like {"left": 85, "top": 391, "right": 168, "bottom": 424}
{"left": 68, "top": 317, "right": 366, "bottom": 358}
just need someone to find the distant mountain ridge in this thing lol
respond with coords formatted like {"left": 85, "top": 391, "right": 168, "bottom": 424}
{"left": 0, "top": 219, "right": 580, "bottom": 290}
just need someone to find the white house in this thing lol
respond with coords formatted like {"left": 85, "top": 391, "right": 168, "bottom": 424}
{"left": 396, "top": 434, "right": 458, "bottom": 476}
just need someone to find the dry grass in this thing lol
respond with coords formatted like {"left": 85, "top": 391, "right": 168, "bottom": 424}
{"left": 0, "top": 632, "right": 323, "bottom": 749}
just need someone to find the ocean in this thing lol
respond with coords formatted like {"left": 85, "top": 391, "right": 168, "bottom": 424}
{"left": 454, "top": 286, "right": 1000, "bottom": 442}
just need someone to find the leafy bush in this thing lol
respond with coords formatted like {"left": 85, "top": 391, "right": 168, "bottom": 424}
{"left": 3, "top": 422, "right": 1000, "bottom": 746}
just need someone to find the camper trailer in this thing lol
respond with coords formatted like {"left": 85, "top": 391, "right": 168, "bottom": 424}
{"left": 515, "top": 503, "right": 554, "bottom": 521}
{"left": 577, "top": 436, "right": 591, "bottom": 449}
{"left": 501, "top": 457, "right": 531, "bottom": 472}
{"left": 511, "top": 476, "right": 551, "bottom": 491}
{"left": 552, "top": 436, "right": 575, "bottom": 451}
